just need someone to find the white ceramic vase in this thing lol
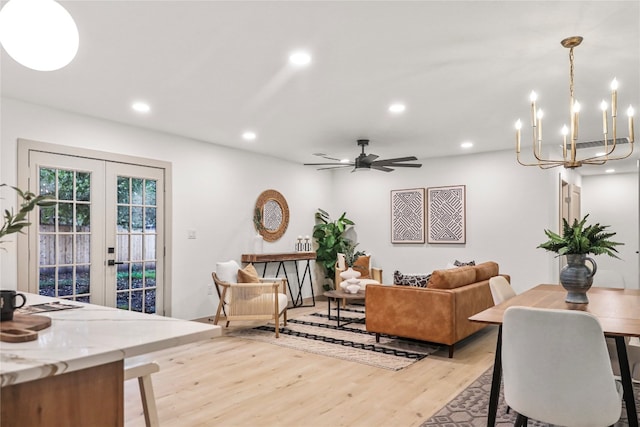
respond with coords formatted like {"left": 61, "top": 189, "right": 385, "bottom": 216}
{"left": 339, "top": 267, "right": 361, "bottom": 281}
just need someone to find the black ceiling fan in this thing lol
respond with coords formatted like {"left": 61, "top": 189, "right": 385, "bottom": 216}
{"left": 304, "top": 139, "right": 422, "bottom": 172}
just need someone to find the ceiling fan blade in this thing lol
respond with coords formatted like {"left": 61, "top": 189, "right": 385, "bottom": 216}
{"left": 372, "top": 156, "right": 418, "bottom": 165}
{"left": 318, "top": 165, "right": 353, "bottom": 171}
{"left": 303, "top": 162, "right": 354, "bottom": 166}
{"left": 384, "top": 163, "right": 422, "bottom": 168}
{"left": 313, "top": 153, "right": 342, "bottom": 161}
{"left": 363, "top": 154, "right": 379, "bottom": 163}
{"left": 371, "top": 165, "right": 394, "bottom": 172}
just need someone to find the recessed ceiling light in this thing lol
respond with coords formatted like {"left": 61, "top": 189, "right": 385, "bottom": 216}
{"left": 132, "top": 102, "right": 150, "bottom": 113}
{"left": 605, "top": 168, "right": 615, "bottom": 173}
{"left": 595, "top": 151, "right": 607, "bottom": 157}
{"left": 340, "top": 158, "right": 350, "bottom": 163}
{"left": 461, "top": 141, "right": 473, "bottom": 149}
{"left": 388, "top": 103, "right": 406, "bottom": 114}
{"left": 289, "top": 51, "right": 311, "bottom": 66}
{"left": 242, "top": 131, "right": 257, "bottom": 141}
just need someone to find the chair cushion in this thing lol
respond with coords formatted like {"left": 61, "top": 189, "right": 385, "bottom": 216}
{"left": 216, "top": 260, "right": 240, "bottom": 283}
{"left": 237, "top": 263, "right": 260, "bottom": 283}
{"left": 352, "top": 255, "right": 371, "bottom": 279}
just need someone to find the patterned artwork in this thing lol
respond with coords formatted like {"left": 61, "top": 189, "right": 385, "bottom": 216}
{"left": 427, "top": 185, "right": 466, "bottom": 244}
{"left": 391, "top": 188, "right": 425, "bottom": 243}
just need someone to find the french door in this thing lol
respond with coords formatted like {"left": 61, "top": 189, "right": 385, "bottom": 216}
{"left": 26, "top": 151, "right": 165, "bottom": 314}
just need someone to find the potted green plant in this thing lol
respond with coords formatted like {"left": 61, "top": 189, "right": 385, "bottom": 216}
{"left": 1, "top": 184, "right": 56, "bottom": 248}
{"left": 538, "top": 214, "right": 623, "bottom": 303}
{"left": 312, "top": 209, "right": 355, "bottom": 290}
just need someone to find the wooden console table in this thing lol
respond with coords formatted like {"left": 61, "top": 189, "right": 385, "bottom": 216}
{"left": 241, "top": 252, "right": 316, "bottom": 307}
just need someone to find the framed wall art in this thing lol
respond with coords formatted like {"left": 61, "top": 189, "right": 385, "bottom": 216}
{"left": 390, "top": 188, "right": 425, "bottom": 243}
{"left": 427, "top": 185, "right": 466, "bottom": 244}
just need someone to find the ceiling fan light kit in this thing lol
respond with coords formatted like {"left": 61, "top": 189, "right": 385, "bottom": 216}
{"left": 304, "top": 139, "right": 422, "bottom": 173}
{"left": 515, "top": 36, "right": 635, "bottom": 169}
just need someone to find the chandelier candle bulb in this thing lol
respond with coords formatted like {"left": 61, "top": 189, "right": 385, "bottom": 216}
{"left": 530, "top": 91, "right": 537, "bottom": 126}
{"left": 611, "top": 78, "right": 618, "bottom": 117}
{"left": 629, "top": 106, "right": 635, "bottom": 142}
{"left": 537, "top": 109, "right": 543, "bottom": 145}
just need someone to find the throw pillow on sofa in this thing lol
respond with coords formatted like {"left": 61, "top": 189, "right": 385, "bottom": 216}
{"left": 393, "top": 270, "right": 431, "bottom": 288}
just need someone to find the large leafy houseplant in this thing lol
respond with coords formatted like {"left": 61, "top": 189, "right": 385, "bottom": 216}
{"left": 1, "top": 184, "right": 55, "bottom": 248}
{"left": 312, "top": 209, "right": 355, "bottom": 290}
{"left": 537, "top": 214, "right": 623, "bottom": 258}
{"left": 343, "top": 240, "right": 365, "bottom": 268}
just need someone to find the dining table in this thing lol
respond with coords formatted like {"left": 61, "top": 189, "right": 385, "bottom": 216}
{"left": 469, "top": 284, "right": 640, "bottom": 427}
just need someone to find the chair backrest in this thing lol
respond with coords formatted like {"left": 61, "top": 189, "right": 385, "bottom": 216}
{"left": 488, "top": 275, "right": 516, "bottom": 305}
{"left": 592, "top": 269, "right": 625, "bottom": 289}
{"left": 502, "top": 306, "right": 621, "bottom": 427}
{"left": 216, "top": 260, "right": 240, "bottom": 283}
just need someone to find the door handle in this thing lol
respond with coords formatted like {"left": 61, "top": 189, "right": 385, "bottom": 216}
{"left": 107, "top": 260, "right": 124, "bottom": 266}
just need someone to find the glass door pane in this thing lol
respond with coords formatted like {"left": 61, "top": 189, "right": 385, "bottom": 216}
{"left": 106, "top": 164, "right": 164, "bottom": 314}
{"left": 28, "top": 152, "right": 105, "bottom": 304}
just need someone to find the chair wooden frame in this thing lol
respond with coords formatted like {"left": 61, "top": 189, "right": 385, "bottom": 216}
{"left": 212, "top": 273, "right": 287, "bottom": 337}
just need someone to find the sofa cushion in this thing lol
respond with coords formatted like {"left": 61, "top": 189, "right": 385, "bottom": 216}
{"left": 352, "top": 255, "right": 371, "bottom": 279}
{"left": 474, "top": 261, "right": 499, "bottom": 282}
{"left": 428, "top": 266, "right": 476, "bottom": 290}
{"left": 393, "top": 270, "right": 431, "bottom": 288}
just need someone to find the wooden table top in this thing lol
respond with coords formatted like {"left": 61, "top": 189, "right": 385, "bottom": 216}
{"left": 241, "top": 252, "right": 316, "bottom": 263}
{"left": 470, "top": 284, "right": 640, "bottom": 337}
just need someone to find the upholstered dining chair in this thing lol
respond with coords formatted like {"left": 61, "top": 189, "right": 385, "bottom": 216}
{"left": 502, "top": 306, "right": 623, "bottom": 427}
{"left": 488, "top": 275, "right": 516, "bottom": 305}
{"left": 212, "top": 260, "right": 288, "bottom": 337}
{"left": 591, "top": 271, "right": 640, "bottom": 383}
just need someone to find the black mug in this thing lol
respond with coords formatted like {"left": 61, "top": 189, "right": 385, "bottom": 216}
{"left": 0, "top": 290, "right": 27, "bottom": 321}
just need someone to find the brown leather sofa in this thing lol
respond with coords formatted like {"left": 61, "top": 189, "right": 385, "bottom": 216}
{"left": 365, "top": 261, "right": 506, "bottom": 358}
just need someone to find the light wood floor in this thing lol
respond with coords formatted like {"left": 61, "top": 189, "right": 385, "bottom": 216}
{"left": 124, "top": 299, "right": 498, "bottom": 427}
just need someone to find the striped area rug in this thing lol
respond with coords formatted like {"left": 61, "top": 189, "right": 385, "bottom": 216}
{"left": 228, "top": 305, "right": 440, "bottom": 370}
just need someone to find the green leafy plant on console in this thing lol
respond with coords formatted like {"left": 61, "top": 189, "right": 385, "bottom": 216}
{"left": 312, "top": 209, "right": 355, "bottom": 290}
{"left": 537, "top": 214, "right": 623, "bottom": 258}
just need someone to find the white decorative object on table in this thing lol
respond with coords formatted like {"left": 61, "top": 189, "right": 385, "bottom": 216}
{"left": 346, "top": 284, "right": 360, "bottom": 294}
{"left": 340, "top": 267, "right": 361, "bottom": 281}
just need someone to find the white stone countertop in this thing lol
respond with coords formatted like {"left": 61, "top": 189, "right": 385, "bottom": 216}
{"left": 0, "top": 293, "right": 221, "bottom": 387}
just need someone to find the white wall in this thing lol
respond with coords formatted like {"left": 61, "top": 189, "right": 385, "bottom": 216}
{"left": 1, "top": 98, "right": 332, "bottom": 319}
{"left": 582, "top": 172, "right": 639, "bottom": 288}
{"left": 332, "top": 149, "right": 560, "bottom": 295}
{"left": 3, "top": 98, "right": 604, "bottom": 317}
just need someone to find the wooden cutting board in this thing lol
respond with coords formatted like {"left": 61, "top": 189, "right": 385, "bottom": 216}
{"left": 0, "top": 314, "right": 52, "bottom": 342}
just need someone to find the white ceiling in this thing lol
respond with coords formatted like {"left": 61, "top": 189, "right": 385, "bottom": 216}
{"left": 1, "top": 1, "right": 639, "bottom": 175}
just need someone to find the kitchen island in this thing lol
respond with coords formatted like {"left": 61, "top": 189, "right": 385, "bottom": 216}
{"left": 0, "top": 293, "right": 221, "bottom": 426}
